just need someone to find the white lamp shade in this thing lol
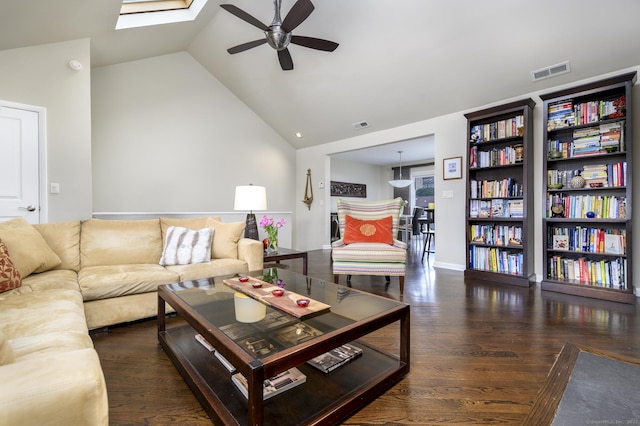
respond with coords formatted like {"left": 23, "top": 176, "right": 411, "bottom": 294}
{"left": 388, "top": 179, "right": 412, "bottom": 188}
{"left": 234, "top": 185, "right": 267, "bottom": 211}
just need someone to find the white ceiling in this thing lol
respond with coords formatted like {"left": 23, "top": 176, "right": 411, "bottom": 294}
{"left": 2, "top": 0, "right": 640, "bottom": 166}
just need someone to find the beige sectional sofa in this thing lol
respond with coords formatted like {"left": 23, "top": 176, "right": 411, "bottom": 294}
{"left": 0, "top": 216, "right": 264, "bottom": 425}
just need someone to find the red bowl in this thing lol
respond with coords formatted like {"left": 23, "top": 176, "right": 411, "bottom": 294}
{"left": 251, "top": 282, "right": 263, "bottom": 288}
{"left": 296, "top": 299, "right": 310, "bottom": 308}
{"left": 271, "top": 288, "right": 285, "bottom": 297}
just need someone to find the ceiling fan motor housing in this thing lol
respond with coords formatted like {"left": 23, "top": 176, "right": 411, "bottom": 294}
{"left": 266, "top": 26, "right": 291, "bottom": 51}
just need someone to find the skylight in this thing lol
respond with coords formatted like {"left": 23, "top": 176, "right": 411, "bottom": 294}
{"left": 120, "top": 0, "right": 194, "bottom": 15}
{"left": 117, "top": 0, "right": 207, "bottom": 30}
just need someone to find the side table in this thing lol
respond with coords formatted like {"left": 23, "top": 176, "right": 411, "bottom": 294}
{"left": 263, "top": 247, "right": 308, "bottom": 275}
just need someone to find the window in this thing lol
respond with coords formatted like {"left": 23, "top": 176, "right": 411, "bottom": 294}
{"left": 117, "top": 0, "right": 206, "bottom": 29}
{"left": 413, "top": 173, "right": 434, "bottom": 209}
{"left": 120, "top": 0, "right": 194, "bottom": 15}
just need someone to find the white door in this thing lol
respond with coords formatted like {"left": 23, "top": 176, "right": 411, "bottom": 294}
{"left": 0, "top": 105, "right": 41, "bottom": 223}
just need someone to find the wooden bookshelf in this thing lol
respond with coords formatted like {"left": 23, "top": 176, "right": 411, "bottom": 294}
{"left": 540, "top": 72, "right": 636, "bottom": 304}
{"left": 464, "top": 98, "right": 535, "bottom": 287}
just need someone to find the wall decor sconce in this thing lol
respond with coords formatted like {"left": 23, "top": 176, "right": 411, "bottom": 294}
{"left": 303, "top": 169, "right": 313, "bottom": 210}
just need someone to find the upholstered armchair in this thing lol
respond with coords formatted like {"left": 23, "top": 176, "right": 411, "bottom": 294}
{"left": 331, "top": 197, "right": 407, "bottom": 294}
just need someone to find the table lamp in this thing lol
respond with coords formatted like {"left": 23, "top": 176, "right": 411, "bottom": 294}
{"left": 234, "top": 184, "right": 267, "bottom": 240}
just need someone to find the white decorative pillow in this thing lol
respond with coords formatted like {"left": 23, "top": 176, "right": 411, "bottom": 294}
{"left": 159, "top": 226, "right": 214, "bottom": 266}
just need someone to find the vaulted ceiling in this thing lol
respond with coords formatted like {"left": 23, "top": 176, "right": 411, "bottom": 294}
{"left": 2, "top": 0, "right": 640, "bottom": 160}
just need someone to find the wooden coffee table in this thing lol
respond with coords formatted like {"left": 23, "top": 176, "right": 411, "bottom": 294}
{"left": 263, "top": 247, "right": 308, "bottom": 275}
{"left": 158, "top": 269, "right": 410, "bottom": 426}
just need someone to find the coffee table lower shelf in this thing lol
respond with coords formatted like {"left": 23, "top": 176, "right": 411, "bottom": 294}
{"left": 159, "top": 323, "right": 408, "bottom": 426}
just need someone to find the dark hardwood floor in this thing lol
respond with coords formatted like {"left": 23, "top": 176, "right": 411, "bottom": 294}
{"left": 91, "top": 244, "right": 640, "bottom": 425}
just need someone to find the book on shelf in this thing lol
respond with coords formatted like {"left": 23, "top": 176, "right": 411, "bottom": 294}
{"left": 469, "top": 224, "right": 522, "bottom": 246}
{"left": 604, "top": 234, "right": 624, "bottom": 255}
{"left": 195, "top": 334, "right": 236, "bottom": 372}
{"left": 548, "top": 255, "right": 626, "bottom": 290}
{"left": 195, "top": 333, "right": 215, "bottom": 352}
{"left": 490, "top": 199, "right": 507, "bottom": 218}
{"left": 468, "top": 245, "right": 524, "bottom": 275}
{"left": 478, "top": 200, "right": 491, "bottom": 218}
{"left": 548, "top": 226, "right": 626, "bottom": 254}
{"left": 232, "top": 367, "right": 306, "bottom": 400}
{"left": 552, "top": 235, "right": 569, "bottom": 251}
{"left": 469, "top": 200, "right": 479, "bottom": 218}
{"left": 306, "top": 343, "right": 363, "bottom": 373}
{"left": 508, "top": 199, "right": 524, "bottom": 218}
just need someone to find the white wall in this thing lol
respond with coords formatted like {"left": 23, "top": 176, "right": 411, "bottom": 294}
{"left": 91, "top": 52, "right": 296, "bottom": 221}
{"left": 0, "top": 39, "right": 93, "bottom": 222}
{"left": 329, "top": 158, "right": 389, "bottom": 212}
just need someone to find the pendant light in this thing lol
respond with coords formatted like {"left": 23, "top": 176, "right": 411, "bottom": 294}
{"left": 389, "top": 150, "right": 412, "bottom": 188}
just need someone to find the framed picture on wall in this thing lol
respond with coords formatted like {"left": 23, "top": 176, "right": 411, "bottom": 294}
{"left": 443, "top": 156, "right": 462, "bottom": 180}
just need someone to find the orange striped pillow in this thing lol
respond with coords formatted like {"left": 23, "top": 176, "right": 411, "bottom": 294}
{"left": 343, "top": 215, "right": 393, "bottom": 245}
{"left": 0, "top": 239, "right": 21, "bottom": 293}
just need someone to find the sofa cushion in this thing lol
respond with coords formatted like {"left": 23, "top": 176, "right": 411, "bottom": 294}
{"left": 80, "top": 219, "right": 163, "bottom": 267}
{"left": 160, "top": 216, "right": 221, "bottom": 241}
{"left": 0, "top": 348, "right": 108, "bottom": 426}
{"left": 0, "top": 239, "right": 21, "bottom": 293}
{"left": 0, "top": 217, "right": 61, "bottom": 277}
{"left": 9, "top": 331, "right": 94, "bottom": 362}
{"left": 78, "top": 264, "right": 180, "bottom": 301}
{"left": 21, "top": 270, "right": 79, "bottom": 293}
{"left": 159, "top": 226, "right": 213, "bottom": 266}
{"left": 34, "top": 221, "right": 81, "bottom": 272}
{"left": 343, "top": 215, "right": 393, "bottom": 245}
{"left": 331, "top": 242, "right": 407, "bottom": 263}
{"left": 206, "top": 219, "right": 246, "bottom": 259}
{"left": 165, "top": 258, "right": 249, "bottom": 282}
{"left": 0, "top": 331, "right": 15, "bottom": 365}
{"left": 0, "top": 289, "right": 88, "bottom": 339}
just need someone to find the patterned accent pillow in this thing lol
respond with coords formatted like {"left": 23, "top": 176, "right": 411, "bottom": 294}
{"left": 0, "top": 239, "right": 22, "bottom": 293}
{"left": 159, "top": 226, "right": 214, "bottom": 266}
{"left": 343, "top": 215, "right": 393, "bottom": 245}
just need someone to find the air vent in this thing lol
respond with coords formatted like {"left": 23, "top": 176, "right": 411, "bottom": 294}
{"left": 352, "top": 121, "right": 369, "bottom": 130}
{"left": 531, "top": 61, "right": 571, "bottom": 82}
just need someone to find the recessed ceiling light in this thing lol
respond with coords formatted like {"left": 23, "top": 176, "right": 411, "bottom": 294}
{"left": 295, "top": 132, "right": 303, "bottom": 138}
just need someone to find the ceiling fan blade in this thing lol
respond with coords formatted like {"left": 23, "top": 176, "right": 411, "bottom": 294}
{"left": 281, "top": 0, "right": 314, "bottom": 33}
{"left": 227, "top": 39, "right": 267, "bottom": 54}
{"left": 278, "top": 49, "right": 294, "bottom": 71}
{"left": 291, "top": 35, "right": 339, "bottom": 52}
{"left": 220, "top": 4, "right": 269, "bottom": 31}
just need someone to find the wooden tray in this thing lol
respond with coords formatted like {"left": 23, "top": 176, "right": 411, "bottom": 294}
{"left": 223, "top": 276, "right": 331, "bottom": 319}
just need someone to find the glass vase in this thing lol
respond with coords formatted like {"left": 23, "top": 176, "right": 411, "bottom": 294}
{"left": 266, "top": 235, "right": 278, "bottom": 254}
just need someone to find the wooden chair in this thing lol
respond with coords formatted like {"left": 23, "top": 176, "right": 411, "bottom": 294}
{"left": 331, "top": 198, "right": 407, "bottom": 294}
{"left": 421, "top": 209, "right": 435, "bottom": 261}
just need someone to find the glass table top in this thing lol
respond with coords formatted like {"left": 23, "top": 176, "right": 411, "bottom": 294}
{"left": 162, "top": 268, "right": 404, "bottom": 358}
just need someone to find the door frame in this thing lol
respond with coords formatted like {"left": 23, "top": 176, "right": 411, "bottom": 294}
{"left": 0, "top": 100, "right": 48, "bottom": 223}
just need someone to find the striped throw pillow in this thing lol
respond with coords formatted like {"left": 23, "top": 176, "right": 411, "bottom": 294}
{"left": 159, "top": 226, "right": 213, "bottom": 266}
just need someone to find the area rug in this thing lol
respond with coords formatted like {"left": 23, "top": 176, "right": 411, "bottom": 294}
{"left": 524, "top": 343, "right": 640, "bottom": 425}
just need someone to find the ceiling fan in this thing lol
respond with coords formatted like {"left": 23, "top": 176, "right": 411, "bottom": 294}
{"left": 220, "top": 0, "right": 339, "bottom": 71}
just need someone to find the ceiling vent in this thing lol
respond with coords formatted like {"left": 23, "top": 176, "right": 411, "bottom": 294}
{"left": 531, "top": 61, "right": 571, "bottom": 82}
{"left": 352, "top": 121, "right": 369, "bottom": 130}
